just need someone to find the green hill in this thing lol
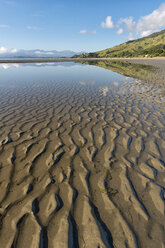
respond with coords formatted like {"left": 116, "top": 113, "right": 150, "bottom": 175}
{"left": 73, "top": 29, "right": 165, "bottom": 58}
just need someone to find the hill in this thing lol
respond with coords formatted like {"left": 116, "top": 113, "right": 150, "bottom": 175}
{"left": 73, "top": 29, "right": 165, "bottom": 58}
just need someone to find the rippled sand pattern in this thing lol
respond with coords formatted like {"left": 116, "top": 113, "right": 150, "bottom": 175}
{"left": 0, "top": 70, "right": 165, "bottom": 248}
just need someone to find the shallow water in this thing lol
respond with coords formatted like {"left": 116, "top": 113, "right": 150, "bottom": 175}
{"left": 0, "top": 62, "right": 165, "bottom": 248}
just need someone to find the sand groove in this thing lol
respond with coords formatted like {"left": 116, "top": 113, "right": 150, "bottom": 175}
{"left": 0, "top": 68, "right": 165, "bottom": 248}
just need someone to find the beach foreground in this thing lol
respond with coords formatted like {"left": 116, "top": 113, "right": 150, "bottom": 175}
{"left": 0, "top": 61, "right": 164, "bottom": 248}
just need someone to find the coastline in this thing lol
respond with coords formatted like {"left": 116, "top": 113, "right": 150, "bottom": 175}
{"left": 1, "top": 57, "right": 165, "bottom": 77}
{"left": 0, "top": 57, "right": 165, "bottom": 64}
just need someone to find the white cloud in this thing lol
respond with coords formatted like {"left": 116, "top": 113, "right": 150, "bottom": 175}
{"left": 79, "top": 30, "right": 87, "bottom": 34}
{"left": 116, "top": 28, "right": 123, "bottom": 35}
{"left": 34, "top": 51, "right": 41, "bottom": 54}
{"left": 0, "top": 46, "right": 8, "bottom": 53}
{"left": 140, "top": 30, "right": 153, "bottom": 37}
{"left": 128, "top": 33, "right": 134, "bottom": 40}
{"left": 119, "top": 17, "right": 136, "bottom": 32}
{"left": 102, "top": 3, "right": 165, "bottom": 40}
{"left": 11, "top": 48, "right": 17, "bottom": 53}
{"left": 101, "top": 16, "right": 114, "bottom": 29}
{"left": 136, "top": 3, "right": 165, "bottom": 37}
{"left": 0, "top": 24, "right": 9, "bottom": 28}
{"left": 0, "top": 47, "right": 79, "bottom": 58}
{"left": 34, "top": 51, "right": 54, "bottom": 55}
{"left": 0, "top": 46, "right": 17, "bottom": 54}
{"left": 79, "top": 30, "right": 96, "bottom": 35}
{"left": 90, "top": 30, "right": 97, "bottom": 35}
{"left": 27, "top": 26, "right": 41, "bottom": 30}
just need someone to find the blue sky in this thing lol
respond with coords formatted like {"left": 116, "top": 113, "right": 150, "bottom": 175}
{"left": 0, "top": 0, "right": 165, "bottom": 52}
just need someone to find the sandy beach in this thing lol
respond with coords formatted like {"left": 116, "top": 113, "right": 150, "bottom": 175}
{"left": 0, "top": 57, "right": 165, "bottom": 64}
{"left": 0, "top": 60, "right": 164, "bottom": 248}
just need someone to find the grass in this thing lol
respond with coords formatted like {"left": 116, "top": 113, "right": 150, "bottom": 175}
{"left": 73, "top": 29, "right": 165, "bottom": 58}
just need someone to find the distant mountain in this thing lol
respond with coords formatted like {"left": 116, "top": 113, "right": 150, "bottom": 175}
{"left": 73, "top": 29, "right": 165, "bottom": 58}
{"left": 0, "top": 49, "right": 83, "bottom": 58}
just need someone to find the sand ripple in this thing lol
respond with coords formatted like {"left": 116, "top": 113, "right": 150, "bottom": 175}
{"left": 0, "top": 73, "right": 165, "bottom": 248}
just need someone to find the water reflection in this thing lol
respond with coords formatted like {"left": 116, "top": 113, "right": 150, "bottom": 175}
{"left": 81, "top": 60, "right": 165, "bottom": 100}
{"left": 0, "top": 63, "right": 19, "bottom": 69}
{"left": 0, "top": 62, "right": 79, "bottom": 69}
{"left": 0, "top": 60, "right": 164, "bottom": 104}
{"left": 0, "top": 61, "right": 125, "bottom": 90}
{"left": 99, "top": 86, "right": 109, "bottom": 96}
{"left": 81, "top": 60, "right": 156, "bottom": 81}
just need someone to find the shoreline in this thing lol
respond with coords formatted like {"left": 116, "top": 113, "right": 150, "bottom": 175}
{"left": 1, "top": 57, "right": 165, "bottom": 77}
{"left": 0, "top": 57, "right": 165, "bottom": 64}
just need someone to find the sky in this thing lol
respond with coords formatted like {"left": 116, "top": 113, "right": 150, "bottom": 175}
{"left": 0, "top": 0, "right": 165, "bottom": 53}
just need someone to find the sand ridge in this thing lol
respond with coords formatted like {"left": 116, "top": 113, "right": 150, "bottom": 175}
{"left": 0, "top": 65, "right": 165, "bottom": 248}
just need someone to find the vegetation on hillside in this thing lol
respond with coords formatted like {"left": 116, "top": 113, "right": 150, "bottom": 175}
{"left": 73, "top": 29, "right": 165, "bottom": 58}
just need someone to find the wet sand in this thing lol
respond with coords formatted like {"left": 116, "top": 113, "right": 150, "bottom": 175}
{"left": 0, "top": 57, "right": 165, "bottom": 65}
{"left": 0, "top": 62, "right": 165, "bottom": 248}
